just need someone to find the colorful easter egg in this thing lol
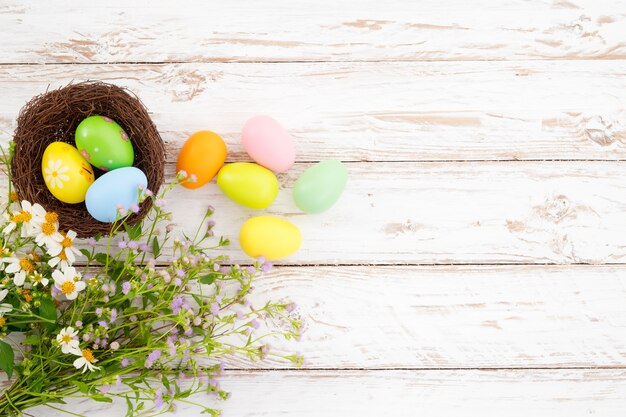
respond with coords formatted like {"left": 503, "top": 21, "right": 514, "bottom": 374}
{"left": 41, "top": 142, "right": 95, "bottom": 204}
{"left": 75, "top": 115, "right": 134, "bottom": 171}
{"left": 239, "top": 216, "right": 302, "bottom": 260}
{"left": 177, "top": 130, "right": 227, "bottom": 189}
{"left": 293, "top": 160, "right": 347, "bottom": 214}
{"left": 241, "top": 115, "right": 295, "bottom": 173}
{"left": 217, "top": 162, "right": 278, "bottom": 209}
{"left": 85, "top": 167, "right": 147, "bottom": 223}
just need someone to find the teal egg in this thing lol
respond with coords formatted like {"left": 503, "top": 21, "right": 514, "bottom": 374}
{"left": 292, "top": 160, "right": 347, "bottom": 214}
{"left": 75, "top": 115, "right": 134, "bottom": 171}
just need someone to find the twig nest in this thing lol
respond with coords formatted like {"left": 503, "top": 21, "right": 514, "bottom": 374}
{"left": 11, "top": 81, "right": 165, "bottom": 237}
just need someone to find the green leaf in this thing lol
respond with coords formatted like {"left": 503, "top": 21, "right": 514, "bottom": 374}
{"left": 72, "top": 380, "right": 90, "bottom": 394}
{"left": 161, "top": 375, "right": 171, "bottom": 392}
{"left": 199, "top": 273, "right": 217, "bottom": 285}
{"left": 152, "top": 237, "right": 161, "bottom": 258}
{"left": 91, "top": 394, "right": 113, "bottom": 403}
{"left": 124, "top": 222, "right": 142, "bottom": 241}
{"left": 0, "top": 340, "right": 15, "bottom": 379}
{"left": 79, "top": 249, "right": 91, "bottom": 259}
{"left": 22, "top": 334, "right": 40, "bottom": 345}
{"left": 39, "top": 297, "right": 57, "bottom": 331}
{"left": 95, "top": 253, "right": 109, "bottom": 265}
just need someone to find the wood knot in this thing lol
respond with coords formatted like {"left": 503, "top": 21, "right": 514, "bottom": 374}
{"left": 536, "top": 195, "right": 572, "bottom": 223}
{"left": 582, "top": 114, "right": 621, "bottom": 146}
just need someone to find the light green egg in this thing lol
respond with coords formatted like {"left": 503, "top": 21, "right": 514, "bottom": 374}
{"left": 292, "top": 160, "right": 347, "bottom": 214}
{"left": 75, "top": 115, "right": 134, "bottom": 171}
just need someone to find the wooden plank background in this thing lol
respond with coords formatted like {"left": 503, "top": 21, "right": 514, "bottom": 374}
{"left": 2, "top": 0, "right": 626, "bottom": 415}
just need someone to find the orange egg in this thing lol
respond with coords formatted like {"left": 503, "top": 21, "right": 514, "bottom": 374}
{"left": 177, "top": 131, "right": 227, "bottom": 189}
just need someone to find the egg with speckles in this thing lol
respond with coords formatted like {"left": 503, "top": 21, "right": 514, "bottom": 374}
{"left": 75, "top": 115, "right": 134, "bottom": 171}
{"left": 42, "top": 142, "right": 94, "bottom": 204}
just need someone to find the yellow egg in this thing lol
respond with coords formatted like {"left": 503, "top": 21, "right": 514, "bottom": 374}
{"left": 42, "top": 142, "right": 95, "bottom": 204}
{"left": 239, "top": 216, "right": 302, "bottom": 260}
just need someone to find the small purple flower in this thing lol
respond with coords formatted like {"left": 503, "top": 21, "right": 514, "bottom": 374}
{"left": 184, "top": 327, "right": 192, "bottom": 336}
{"left": 100, "top": 384, "right": 110, "bottom": 394}
{"left": 154, "top": 389, "right": 163, "bottom": 409}
{"left": 139, "top": 242, "right": 150, "bottom": 252}
{"left": 100, "top": 339, "right": 108, "bottom": 348}
{"left": 247, "top": 265, "right": 256, "bottom": 274}
{"left": 98, "top": 320, "right": 108, "bottom": 329}
{"left": 95, "top": 307, "right": 103, "bottom": 316}
{"left": 75, "top": 320, "right": 83, "bottom": 327}
{"left": 168, "top": 342, "right": 177, "bottom": 356}
{"left": 130, "top": 203, "right": 140, "bottom": 213}
{"left": 127, "top": 241, "right": 139, "bottom": 250}
{"left": 144, "top": 189, "right": 153, "bottom": 197}
{"left": 121, "top": 358, "right": 130, "bottom": 367}
{"left": 110, "top": 308, "right": 118, "bottom": 323}
{"left": 220, "top": 266, "right": 230, "bottom": 274}
{"left": 215, "top": 295, "right": 222, "bottom": 304}
{"left": 210, "top": 302, "right": 220, "bottom": 315}
{"left": 261, "top": 261, "right": 273, "bottom": 273}
{"left": 286, "top": 302, "right": 297, "bottom": 312}
{"left": 173, "top": 277, "right": 182, "bottom": 287}
{"left": 190, "top": 174, "right": 197, "bottom": 183}
{"left": 176, "top": 269, "right": 185, "bottom": 278}
{"left": 207, "top": 220, "right": 216, "bottom": 228}
{"left": 154, "top": 199, "right": 166, "bottom": 208}
{"left": 250, "top": 319, "right": 260, "bottom": 329}
{"left": 177, "top": 169, "right": 188, "bottom": 178}
{"left": 117, "top": 240, "right": 127, "bottom": 249}
{"left": 236, "top": 310, "right": 244, "bottom": 320}
{"left": 148, "top": 349, "right": 161, "bottom": 362}
{"left": 122, "top": 281, "right": 131, "bottom": 295}
{"left": 86, "top": 237, "right": 97, "bottom": 246}
{"left": 171, "top": 297, "right": 183, "bottom": 313}
{"left": 116, "top": 375, "right": 122, "bottom": 388}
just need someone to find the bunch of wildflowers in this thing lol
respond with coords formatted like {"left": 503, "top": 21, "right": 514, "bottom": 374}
{"left": 0, "top": 152, "right": 303, "bottom": 416}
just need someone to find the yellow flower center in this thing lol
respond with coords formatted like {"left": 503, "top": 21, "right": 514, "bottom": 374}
{"left": 52, "top": 171, "right": 58, "bottom": 178}
{"left": 61, "top": 334, "right": 73, "bottom": 344}
{"left": 58, "top": 251, "right": 68, "bottom": 261}
{"left": 60, "top": 280, "right": 76, "bottom": 295}
{"left": 0, "top": 317, "right": 5, "bottom": 327}
{"left": 45, "top": 212, "right": 59, "bottom": 223}
{"left": 82, "top": 349, "right": 95, "bottom": 363}
{"left": 41, "top": 222, "right": 56, "bottom": 236}
{"left": 22, "top": 289, "right": 32, "bottom": 303}
{"left": 20, "top": 211, "right": 32, "bottom": 222}
{"left": 19, "top": 257, "right": 34, "bottom": 273}
{"left": 33, "top": 273, "right": 42, "bottom": 283}
{"left": 9, "top": 192, "right": 18, "bottom": 202}
{"left": 11, "top": 213, "right": 24, "bottom": 223}
{"left": 61, "top": 236, "right": 73, "bottom": 248}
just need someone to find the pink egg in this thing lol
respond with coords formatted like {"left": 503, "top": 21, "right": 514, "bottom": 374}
{"left": 241, "top": 115, "right": 295, "bottom": 173}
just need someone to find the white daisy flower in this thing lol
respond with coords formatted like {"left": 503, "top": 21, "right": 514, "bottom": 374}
{"left": 3, "top": 255, "right": 36, "bottom": 286}
{"left": 3, "top": 201, "right": 45, "bottom": 237}
{"left": 34, "top": 212, "right": 63, "bottom": 252}
{"left": 0, "top": 289, "right": 11, "bottom": 315}
{"left": 69, "top": 347, "right": 100, "bottom": 373}
{"left": 44, "top": 159, "right": 70, "bottom": 190}
{"left": 52, "top": 267, "right": 85, "bottom": 300}
{"left": 56, "top": 326, "right": 80, "bottom": 354}
{"left": 48, "top": 230, "right": 80, "bottom": 266}
{"left": 31, "top": 272, "right": 49, "bottom": 287}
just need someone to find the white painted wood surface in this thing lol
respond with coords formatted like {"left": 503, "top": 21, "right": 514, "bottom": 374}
{"left": 2, "top": 0, "right": 626, "bottom": 415}
{"left": 25, "top": 370, "right": 626, "bottom": 417}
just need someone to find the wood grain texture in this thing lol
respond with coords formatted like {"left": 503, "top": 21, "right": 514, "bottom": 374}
{"left": 195, "top": 265, "right": 626, "bottom": 369}
{"left": 1, "top": 61, "right": 626, "bottom": 161}
{"left": 1, "top": 0, "right": 626, "bottom": 63}
{"left": 67, "top": 161, "right": 626, "bottom": 265}
{"left": 21, "top": 370, "right": 626, "bottom": 417}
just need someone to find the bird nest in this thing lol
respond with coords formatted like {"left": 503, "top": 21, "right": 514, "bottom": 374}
{"left": 11, "top": 81, "right": 165, "bottom": 237}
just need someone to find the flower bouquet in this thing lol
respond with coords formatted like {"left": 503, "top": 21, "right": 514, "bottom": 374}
{"left": 0, "top": 148, "right": 303, "bottom": 416}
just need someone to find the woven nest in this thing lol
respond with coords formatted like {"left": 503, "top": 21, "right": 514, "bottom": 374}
{"left": 11, "top": 81, "right": 165, "bottom": 237}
